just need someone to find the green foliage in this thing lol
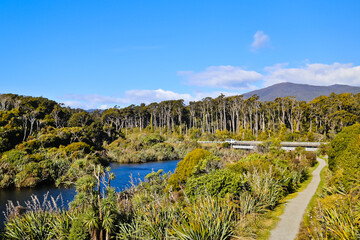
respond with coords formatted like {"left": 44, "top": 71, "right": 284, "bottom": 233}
{"left": 16, "top": 139, "right": 41, "bottom": 153}
{"left": 215, "top": 129, "right": 230, "bottom": 140}
{"left": 69, "top": 216, "right": 89, "bottom": 240}
{"left": 0, "top": 127, "right": 23, "bottom": 152}
{"left": 131, "top": 199, "right": 176, "bottom": 239}
{"left": 174, "top": 140, "right": 199, "bottom": 159}
{"left": 167, "top": 148, "right": 210, "bottom": 190}
{"left": 222, "top": 142, "right": 230, "bottom": 148}
{"left": 318, "top": 142, "right": 331, "bottom": 155}
{"left": 1, "top": 149, "right": 27, "bottom": 166}
{"left": 152, "top": 143, "right": 177, "bottom": 161}
{"left": 309, "top": 194, "right": 360, "bottom": 239}
{"left": 328, "top": 123, "right": 360, "bottom": 189}
{"left": 185, "top": 169, "right": 248, "bottom": 199}
{"left": 64, "top": 142, "right": 91, "bottom": 155}
{"left": 68, "top": 111, "right": 92, "bottom": 127}
{"left": 191, "top": 155, "right": 222, "bottom": 175}
{"left": 2, "top": 146, "right": 316, "bottom": 240}
{"left": 3, "top": 211, "right": 56, "bottom": 240}
{"left": 139, "top": 133, "right": 164, "bottom": 146}
{"left": 106, "top": 133, "right": 180, "bottom": 163}
{"left": 189, "top": 128, "right": 202, "bottom": 140}
{"left": 243, "top": 169, "right": 284, "bottom": 211}
{"left": 38, "top": 133, "right": 62, "bottom": 148}
{"left": 171, "top": 197, "right": 236, "bottom": 240}
{"left": 227, "top": 158, "right": 271, "bottom": 174}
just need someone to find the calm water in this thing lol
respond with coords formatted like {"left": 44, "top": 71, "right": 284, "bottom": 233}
{"left": 0, "top": 159, "right": 180, "bottom": 228}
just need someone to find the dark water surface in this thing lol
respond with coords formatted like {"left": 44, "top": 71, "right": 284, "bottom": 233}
{"left": 0, "top": 159, "right": 180, "bottom": 228}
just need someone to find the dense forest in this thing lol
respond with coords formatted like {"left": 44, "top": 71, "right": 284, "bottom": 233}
{"left": 0, "top": 92, "right": 359, "bottom": 189}
{"left": 1, "top": 92, "right": 360, "bottom": 239}
{"left": 1, "top": 92, "right": 360, "bottom": 151}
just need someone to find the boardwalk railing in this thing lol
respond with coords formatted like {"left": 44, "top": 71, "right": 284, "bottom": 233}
{"left": 197, "top": 140, "right": 326, "bottom": 151}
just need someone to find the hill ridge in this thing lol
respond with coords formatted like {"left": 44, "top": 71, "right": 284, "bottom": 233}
{"left": 242, "top": 82, "right": 360, "bottom": 101}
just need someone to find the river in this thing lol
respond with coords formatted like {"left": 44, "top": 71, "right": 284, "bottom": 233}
{"left": 0, "top": 159, "right": 180, "bottom": 228}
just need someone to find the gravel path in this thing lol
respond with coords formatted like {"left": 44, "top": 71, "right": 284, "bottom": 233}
{"left": 269, "top": 157, "right": 326, "bottom": 240}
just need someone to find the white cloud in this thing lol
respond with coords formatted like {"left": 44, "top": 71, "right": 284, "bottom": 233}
{"left": 251, "top": 30, "right": 270, "bottom": 50}
{"left": 264, "top": 62, "right": 360, "bottom": 86}
{"left": 181, "top": 62, "right": 360, "bottom": 91}
{"left": 125, "top": 89, "right": 241, "bottom": 103}
{"left": 124, "top": 89, "right": 195, "bottom": 103}
{"left": 191, "top": 91, "right": 239, "bottom": 100}
{"left": 60, "top": 94, "right": 127, "bottom": 109}
{"left": 60, "top": 62, "right": 360, "bottom": 109}
{"left": 60, "top": 89, "right": 241, "bottom": 109}
{"left": 179, "top": 65, "right": 263, "bottom": 89}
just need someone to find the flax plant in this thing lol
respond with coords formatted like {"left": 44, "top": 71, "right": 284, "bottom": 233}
{"left": 170, "top": 196, "right": 236, "bottom": 240}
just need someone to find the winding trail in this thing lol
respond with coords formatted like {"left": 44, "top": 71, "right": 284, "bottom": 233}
{"left": 269, "top": 157, "right": 326, "bottom": 240}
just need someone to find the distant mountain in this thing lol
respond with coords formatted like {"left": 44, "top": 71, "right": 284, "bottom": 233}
{"left": 242, "top": 82, "right": 360, "bottom": 101}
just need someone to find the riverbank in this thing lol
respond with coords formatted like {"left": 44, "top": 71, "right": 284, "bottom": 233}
{"left": 0, "top": 159, "right": 180, "bottom": 229}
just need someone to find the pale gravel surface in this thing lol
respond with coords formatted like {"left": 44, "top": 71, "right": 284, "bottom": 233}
{"left": 269, "top": 157, "right": 326, "bottom": 240}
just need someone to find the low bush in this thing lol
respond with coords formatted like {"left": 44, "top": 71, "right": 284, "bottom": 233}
{"left": 38, "top": 133, "right": 62, "bottom": 148}
{"left": 185, "top": 169, "right": 248, "bottom": 199}
{"left": 139, "top": 133, "right": 164, "bottom": 146}
{"left": 16, "top": 139, "right": 41, "bottom": 153}
{"left": 167, "top": 148, "right": 210, "bottom": 190}
{"left": 64, "top": 142, "right": 91, "bottom": 155}
{"left": 328, "top": 123, "right": 360, "bottom": 190}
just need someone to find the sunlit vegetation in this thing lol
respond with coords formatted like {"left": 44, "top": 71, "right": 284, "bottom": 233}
{"left": 297, "top": 123, "right": 360, "bottom": 240}
{"left": 1, "top": 92, "right": 360, "bottom": 238}
{"left": 105, "top": 133, "right": 198, "bottom": 163}
{"left": 2, "top": 145, "right": 318, "bottom": 239}
{"left": 1, "top": 92, "right": 357, "bottom": 188}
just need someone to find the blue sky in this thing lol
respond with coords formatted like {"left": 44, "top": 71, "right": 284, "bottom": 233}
{"left": 1, "top": 0, "right": 360, "bottom": 109}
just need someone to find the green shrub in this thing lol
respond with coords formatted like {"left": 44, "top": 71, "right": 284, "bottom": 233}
{"left": 167, "top": 149, "right": 210, "bottom": 190}
{"left": 153, "top": 143, "right": 178, "bottom": 161}
{"left": 3, "top": 211, "right": 56, "bottom": 239}
{"left": 243, "top": 169, "right": 284, "bottom": 211}
{"left": 68, "top": 216, "right": 89, "bottom": 240}
{"left": 64, "top": 142, "right": 91, "bottom": 155}
{"left": 222, "top": 142, "right": 230, "bottom": 148}
{"left": 191, "top": 155, "right": 222, "bottom": 175}
{"left": 14, "top": 162, "right": 41, "bottom": 187}
{"left": 227, "top": 159, "right": 272, "bottom": 174}
{"left": 16, "top": 139, "right": 41, "bottom": 153}
{"left": 328, "top": 123, "right": 360, "bottom": 189}
{"left": 39, "top": 133, "right": 62, "bottom": 148}
{"left": 174, "top": 140, "right": 199, "bottom": 158}
{"left": 1, "top": 149, "right": 27, "bottom": 166}
{"left": 171, "top": 197, "right": 236, "bottom": 240}
{"left": 140, "top": 133, "right": 164, "bottom": 146}
{"left": 185, "top": 169, "right": 248, "bottom": 199}
{"left": 0, "top": 174, "right": 12, "bottom": 188}
{"left": 302, "top": 151, "right": 317, "bottom": 167}
{"left": 309, "top": 194, "right": 360, "bottom": 240}
{"left": 317, "top": 142, "right": 331, "bottom": 155}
